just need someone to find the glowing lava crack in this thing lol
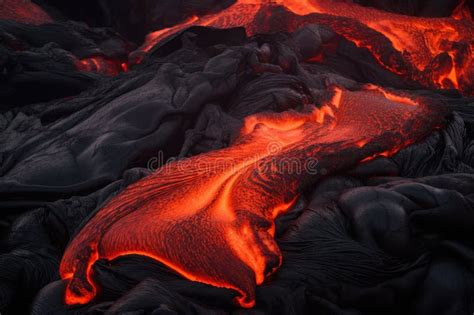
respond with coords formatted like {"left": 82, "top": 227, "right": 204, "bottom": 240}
{"left": 60, "top": 86, "right": 445, "bottom": 308}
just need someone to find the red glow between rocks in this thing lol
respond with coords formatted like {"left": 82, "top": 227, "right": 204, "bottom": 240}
{"left": 76, "top": 57, "right": 128, "bottom": 76}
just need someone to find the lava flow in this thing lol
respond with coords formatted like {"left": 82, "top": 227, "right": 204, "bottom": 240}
{"left": 135, "top": 0, "right": 473, "bottom": 94}
{"left": 60, "top": 85, "right": 446, "bottom": 308}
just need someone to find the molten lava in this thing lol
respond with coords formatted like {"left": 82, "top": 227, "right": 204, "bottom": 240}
{"left": 60, "top": 85, "right": 446, "bottom": 308}
{"left": 135, "top": 0, "right": 473, "bottom": 95}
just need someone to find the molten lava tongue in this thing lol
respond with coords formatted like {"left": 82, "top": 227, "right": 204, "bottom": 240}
{"left": 60, "top": 86, "right": 442, "bottom": 308}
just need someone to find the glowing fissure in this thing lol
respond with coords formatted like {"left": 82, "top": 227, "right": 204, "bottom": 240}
{"left": 134, "top": 0, "right": 473, "bottom": 94}
{"left": 61, "top": 85, "right": 445, "bottom": 308}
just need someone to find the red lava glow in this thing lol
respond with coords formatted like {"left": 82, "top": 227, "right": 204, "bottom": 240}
{"left": 60, "top": 85, "right": 446, "bottom": 308}
{"left": 0, "top": 0, "right": 52, "bottom": 25}
{"left": 452, "top": 0, "right": 472, "bottom": 21}
{"left": 76, "top": 57, "right": 128, "bottom": 76}
{"left": 134, "top": 0, "right": 473, "bottom": 95}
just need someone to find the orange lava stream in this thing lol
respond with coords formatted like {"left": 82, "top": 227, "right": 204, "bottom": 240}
{"left": 60, "top": 85, "right": 445, "bottom": 308}
{"left": 136, "top": 0, "right": 473, "bottom": 94}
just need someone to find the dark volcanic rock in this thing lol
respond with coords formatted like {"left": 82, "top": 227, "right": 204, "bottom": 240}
{"left": 33, "top": 0, "right": 235, "bottom": 43}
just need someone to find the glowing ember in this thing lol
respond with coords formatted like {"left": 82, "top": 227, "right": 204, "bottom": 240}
{"left": 135, "top": 0, "right": 473, "bottom": 94}
{"left": 60, "top": 85, "right": 445, "bottom": 308}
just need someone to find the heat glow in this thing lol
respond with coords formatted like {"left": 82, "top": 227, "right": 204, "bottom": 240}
{"left": 60, "top": 85, "right": 446, "bottom": 308}
{"left": 0, "top": 0, "right": 52, "bottom": 25}
{"left": 135, "top": 0, "right": 473, "bottom": 95}
{"left": 76, "top": 57, "right": 128, "bottom": 76}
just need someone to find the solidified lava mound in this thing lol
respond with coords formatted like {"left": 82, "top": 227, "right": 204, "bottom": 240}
{"left": 0, "top": 1, "right": 474, "bottom": 315}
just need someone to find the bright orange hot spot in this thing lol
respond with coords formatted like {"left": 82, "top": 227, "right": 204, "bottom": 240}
{"left": 134, "top": 0, "right": 473, "bottom": 94}
{"left": 60, "top": 84, "right": 445, "bottom": 308}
